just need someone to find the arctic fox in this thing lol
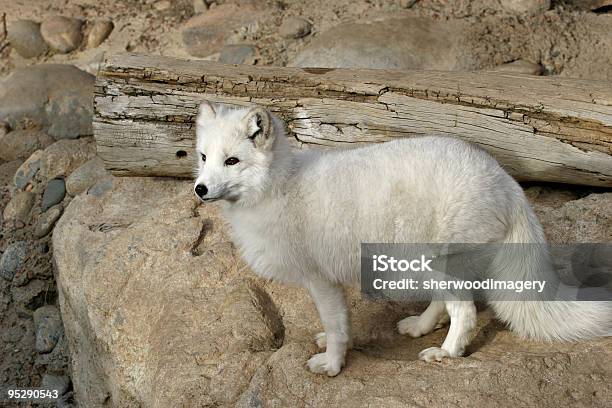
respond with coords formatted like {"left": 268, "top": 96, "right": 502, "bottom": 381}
{"left": 193, "top": 102, "right": 611, "bottom": 376}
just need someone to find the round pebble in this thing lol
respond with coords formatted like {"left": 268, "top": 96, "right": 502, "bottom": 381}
{"left": 41, "top": 16, "right": 83, "bottom": 53}
{"left": 0, "top": 241, "right": 28, "bottom": 281}
{"left": 34, "top": 205, "right": 63, "bottom": 238}
{"left": 42, "top": 178, "right": 66, "bottom": 211}
{"left": 7, "top": 19, "right": 48, "bottom": 58}
{"left": 34, "top": 305, "right": 63, "bottom": 353}
{"left": 279, "top": 17, "right": 312, "bottom": 39}
{"left": 86, "top": 19, "right": 114, "bottom": 48}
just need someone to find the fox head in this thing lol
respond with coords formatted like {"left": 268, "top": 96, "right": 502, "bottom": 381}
{"left": 193, "top": 101, "right": 281, "bottom": 205}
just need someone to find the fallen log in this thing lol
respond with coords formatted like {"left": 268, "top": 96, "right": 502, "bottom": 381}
{"left": 94, "top": 53, "right": 612, "bottom": 187}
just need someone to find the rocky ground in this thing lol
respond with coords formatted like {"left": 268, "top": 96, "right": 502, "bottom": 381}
{"left": 0, "top": 0, "right": 611, "bottom": 407}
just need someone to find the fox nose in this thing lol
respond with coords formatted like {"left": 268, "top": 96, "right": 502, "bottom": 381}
{"left": 195, "top": 184, "right": 208, "bottom": 198}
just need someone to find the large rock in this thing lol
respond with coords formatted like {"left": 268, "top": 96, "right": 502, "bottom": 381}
{"left": 54, "top": 177, "right": 282, "bottom": 406}
{"left": 53, "top": 178, "right": 612, "bottom": 407}
{"left": 290, "top": 17, "right": 474, "bottom": 70}
{"left": 531, "top": 192, "right": 612, "bottom": 243}
{"left": 0, "top": 64, "right": 94, "bottom": 139}
{"left": 181, "top": 3, "right": 265, "bottom": 57}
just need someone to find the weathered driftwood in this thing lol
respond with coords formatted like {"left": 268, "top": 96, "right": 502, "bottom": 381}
{"left": 94, "top": 53, "right": 612, "bottom": 186}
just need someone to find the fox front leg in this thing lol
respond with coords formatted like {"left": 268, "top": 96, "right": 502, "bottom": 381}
{"left": 306, "top": 279, "right": 350, "bottom": 376}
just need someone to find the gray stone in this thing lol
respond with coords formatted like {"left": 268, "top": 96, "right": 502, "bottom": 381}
{"left": 278, "top": 17, "right": 311, "bottom": 39}
{"left": 0, "top": 129, "right": 55, "bottom": 161}
{"left": 218, "top": 44, "right": 257, "bottom": 65}
{"left": 86, "top": 19, "right": 114, "bottom": 48}
{"left": 41, "top": 138, "right": 96, "bottom": 180}
{"left": 290, "top": 17, "right": 473, "bottom": 70}
{"left": 181, "top": 4, "right": 264, "bottom": 57}
{"left": 490, "top": 59, "right": 544, "bottom": 75}
{"left": 0, "top": 64, "right": 94, "bottom": 139}
{"left": 34, "top": 305, "right": 63, "bottom": 353}
{"left": 34, "top": 205, "right": 63, "bottom": 238}
{"left": 65, "top": 157, "right": 108, "bottom": 196}
{"left": 7, "top": 19, "right": 48, "bottom": 59}
{"left": 3, "top": 191, "right": 35, "bottom": 223}
{"left": 42, "top": 179, "right": 66, "bottom": 211}
{"left": 0, "top": 241, "right": 28, "bottom": 281}
{"left": 13, "top": 150, "right": 43, "bottom": 190}
{"left": 40, "top": 16, "right": 83, "bottom": 53}
{"left": 41, "top": 374, "right": 71, "bottom": 395}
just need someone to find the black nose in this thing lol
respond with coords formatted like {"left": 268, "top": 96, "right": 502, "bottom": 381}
{"left": 195, "top": 184, "right": 208, "bottom": 198}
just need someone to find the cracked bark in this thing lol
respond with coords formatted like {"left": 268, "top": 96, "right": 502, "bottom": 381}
{"left": 94, "top": 53, "right": 612, "bottom": 186}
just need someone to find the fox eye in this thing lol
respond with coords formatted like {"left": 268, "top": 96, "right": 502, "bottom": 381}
{"left": 225, "top": 157, "right": 240, "bottom": 166}
{"left": 200, "top": 153, "right": 206, "bottom": 162}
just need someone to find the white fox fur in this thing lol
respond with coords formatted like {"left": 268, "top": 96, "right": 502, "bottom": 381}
{"left": 193, "top": 102, "right": 612, "bottom": 376}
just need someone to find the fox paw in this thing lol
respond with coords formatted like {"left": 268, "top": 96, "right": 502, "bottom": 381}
{"left": 307, "top": 352, "right": 344, "bottom": 376}
{"left": 418, "top": 347, "right": 450, "bottom": 362}
{"left": 397, "top": 316, "right": 428, "bottom": 338}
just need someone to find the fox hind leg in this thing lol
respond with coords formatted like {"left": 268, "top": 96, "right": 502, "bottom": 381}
{"left": 418, "top": 300, "right": 477, "bottom": 362}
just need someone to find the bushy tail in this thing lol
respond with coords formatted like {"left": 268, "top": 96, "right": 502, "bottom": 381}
{"left": 488, "top": 200, "right": 612, "bottom": 341}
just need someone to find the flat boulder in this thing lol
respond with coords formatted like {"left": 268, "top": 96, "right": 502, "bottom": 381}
{"left": 53, "top": 177, "right": 612, "bottom": 406}
{"left": 290, "top": 17, "right": 474, "bottom": 71}
{"left": 181, "top": 3, "right": 265, "bottom": 57}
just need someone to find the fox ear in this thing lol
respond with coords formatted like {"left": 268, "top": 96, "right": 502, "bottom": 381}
{"left": 244, "top": 107, "right": 272, "bottom": 148}
{"left": 197, "top": 101, "right": 216, "bottom": 125}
